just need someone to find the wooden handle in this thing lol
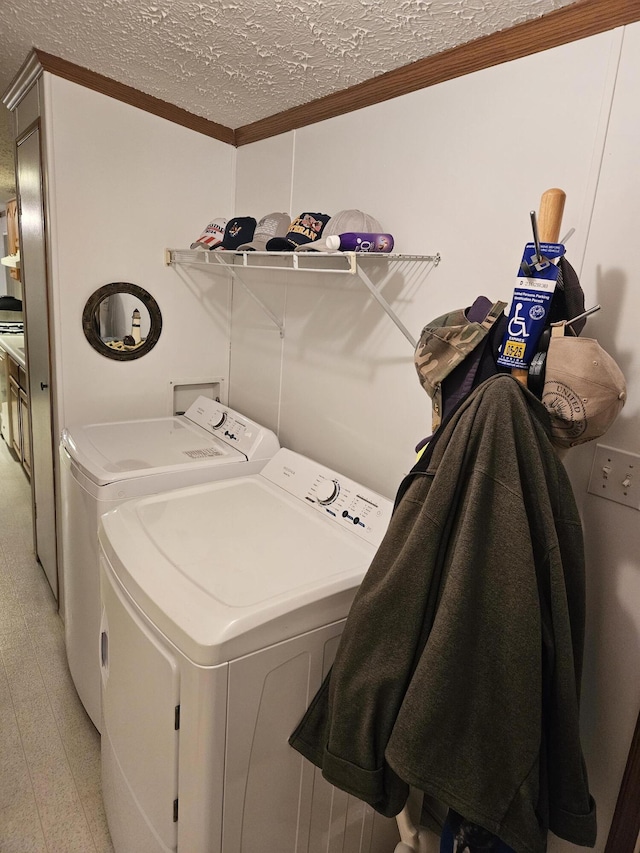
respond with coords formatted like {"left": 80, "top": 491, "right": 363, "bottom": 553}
{"left": 537, "top": 187, "right": 566, "bottom": 242}
{"left": 512, "top": 188, "right": 566, "bottom": 387}
{"left": 512, "top": 367, "right": 530, "bottom": 386}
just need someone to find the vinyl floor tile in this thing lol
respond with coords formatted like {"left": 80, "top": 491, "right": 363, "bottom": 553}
{"left": 0, "top": 436, "right": 113, "bottom": 852}
{"left": 0, "top": 795, "right": 48, "bottom": 853}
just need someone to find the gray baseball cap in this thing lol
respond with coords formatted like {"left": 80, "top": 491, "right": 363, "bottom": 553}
{"left": 237, "top": 213, "right": 291, "bottom": 251}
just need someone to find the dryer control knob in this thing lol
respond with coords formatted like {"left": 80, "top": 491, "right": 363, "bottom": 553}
{"left": 315, "top": 479, "right": 340, "bottom": 505}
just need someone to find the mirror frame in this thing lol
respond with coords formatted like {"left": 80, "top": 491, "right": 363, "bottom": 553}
{"left": 605, "top": 707, "right": 640, "bottom": 851}
{"left": 82, "top": 282, "right": 162, "bottom": 361}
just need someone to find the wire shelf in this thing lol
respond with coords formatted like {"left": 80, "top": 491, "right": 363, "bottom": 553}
{"left": 165, "top": 248, "right": 441, "bottom": 346}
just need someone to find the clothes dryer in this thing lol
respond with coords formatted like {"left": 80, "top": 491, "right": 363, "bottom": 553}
{"left": 98, "top": 447, "right": 400, "bottom": 853}
{"left": 60, "top": 397, "right": 279, "bottom": 731}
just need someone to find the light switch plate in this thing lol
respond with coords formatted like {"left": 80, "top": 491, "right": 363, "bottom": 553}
{"left": 587, "top": 444, "right": 640, "bottom": 510}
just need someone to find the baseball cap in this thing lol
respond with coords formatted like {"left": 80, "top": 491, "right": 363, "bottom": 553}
{"left": 295, "top": 209, "right": 384, "bottom": 252}
{"left": 214, "top": 217, "right": 257, "bottom": 251}
{"left": 266, "top": 212, "right": 330, "bottom": 251}
{"left": 542, "top": 336, "right": 626, "bottom": 448}
{"left": 415, "top": 300, "right": 508, "bottom": 399}
{"left": 237, "top": 213, "right": 291, "bottom": 251}
{"left": 190, "top": 218, "right": 227, "bottom": 250}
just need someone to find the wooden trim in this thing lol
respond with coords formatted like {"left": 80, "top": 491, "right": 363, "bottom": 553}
{"left": 4, "top": 0, "right": 640, "bottom": 148}
{"left": 32, "top": 49, "right": 236, "bottom": 146}
{"left": 235, "top": 0, "right": 640, "bottom": 145}
{"left": 605, "top": 708, "right": 640, "bottom": 852}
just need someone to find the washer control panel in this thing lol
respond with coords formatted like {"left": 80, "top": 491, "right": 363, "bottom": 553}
{"left": 261, "top": 448, "right": 392, "bottom": 547}
{"left": 184, "top": 397, "right": 280, "bottom": 460}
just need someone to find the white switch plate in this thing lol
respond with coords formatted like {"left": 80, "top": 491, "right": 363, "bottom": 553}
{"left": 587, "top": 444, "right": 640, "bottom": 510}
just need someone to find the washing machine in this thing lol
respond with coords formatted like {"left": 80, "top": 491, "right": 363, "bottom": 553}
{"left": 98, "top": 447, "right": 400, "bottom": 853}
{"left": 59, "top": 396, "right": 279, "bottom": 732}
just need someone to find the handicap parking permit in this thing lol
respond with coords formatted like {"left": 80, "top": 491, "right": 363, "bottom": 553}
{"left": 497, "top": 241, "right": 565, "bottom": 370}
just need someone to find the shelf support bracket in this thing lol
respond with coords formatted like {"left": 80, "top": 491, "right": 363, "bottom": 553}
{"left": 224, "top": 267, "right": 285, "bottom": 338}
{"left": 354, "top": 264, "right": 417, "bottom": 348}
{"left": 167, "top": 250, "right": 284, "bottom": 337}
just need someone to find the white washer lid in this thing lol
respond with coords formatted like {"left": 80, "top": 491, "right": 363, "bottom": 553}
{"left": 62, "top": 417, "right": 244, "bottom": 486}
{"left": 99, "top": 475, "right": 379, "bottom": 665}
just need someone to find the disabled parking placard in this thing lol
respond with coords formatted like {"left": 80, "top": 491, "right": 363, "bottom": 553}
{"left": 497, "top": 241, "right": 565, "bottom": 370}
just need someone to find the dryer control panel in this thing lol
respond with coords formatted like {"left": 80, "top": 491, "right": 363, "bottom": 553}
{"left": 260, "top": 448, "right": 393, "bottom": 547}
{"left": 184, "top": 397, "right": 280, "bottom": 460}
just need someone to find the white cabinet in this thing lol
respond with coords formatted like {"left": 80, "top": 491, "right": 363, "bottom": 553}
{"left": 0, "top": 347, "right": 11, "bottom": 446}
{"left": 6, "top": 351, "right": 31, "bottom": 476}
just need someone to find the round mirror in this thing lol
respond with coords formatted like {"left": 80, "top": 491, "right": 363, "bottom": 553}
{"left": 82, "top": 282, "right": 162, "bottom": 361}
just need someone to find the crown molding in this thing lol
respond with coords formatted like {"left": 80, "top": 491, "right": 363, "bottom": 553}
{"left": 29, "top": 50, "right": 235, "bottom": 146}
{"left": 3, "top": 0, "right": 639, "bottom": 147}
{"left": 235, "top": 0, "right": 640, "bottom": 145}
{"left": 2, "top": 50, "right": 44, "bottom": 110}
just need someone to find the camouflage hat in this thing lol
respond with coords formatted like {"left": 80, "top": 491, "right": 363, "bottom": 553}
{"left": 415, "top": 300, "right": 507, "bottom": 398}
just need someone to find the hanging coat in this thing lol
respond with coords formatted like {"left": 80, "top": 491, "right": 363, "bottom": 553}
{"left": 289, "top": 374, "right": 596, "bottom": 853}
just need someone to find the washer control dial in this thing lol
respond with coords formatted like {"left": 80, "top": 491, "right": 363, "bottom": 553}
{"left": 315, "top": 479, "right": 340, "bottom": 505}
{"left": 209, "top": 411, "right": 227, "bottom": 429}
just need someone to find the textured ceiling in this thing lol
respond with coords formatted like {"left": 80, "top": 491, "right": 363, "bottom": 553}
{"left": 0, "top": 0, "right": 578, "bottom": 204}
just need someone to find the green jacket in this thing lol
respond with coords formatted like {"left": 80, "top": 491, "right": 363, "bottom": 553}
{"left": 290, "top": 374, "right": 596, "bottom": 853}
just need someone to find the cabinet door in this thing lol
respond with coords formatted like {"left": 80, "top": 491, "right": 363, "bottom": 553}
{"left": 0, "top": 349, "right": 12, "bottom": 447}
{"left": 19, "top": 387, "right": 31, "bottom": 477}
{"left": 9, "top": 376, "right": 20, "bottom": 459}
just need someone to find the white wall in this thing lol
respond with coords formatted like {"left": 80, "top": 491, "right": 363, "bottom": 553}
{"left": 231, "top": 24, "right": 640, "bottom": 852}
{"left": 562, "top": 20, "right": 640, "bottom": 848}
{"left": 231, "top": 27, "right": 621, "bottom": 494}
{"left": 44, "top": 74, "right": 236, "bottom": 431}
{"left": 31, "top": 18, "right": 639, "bottom": 849}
